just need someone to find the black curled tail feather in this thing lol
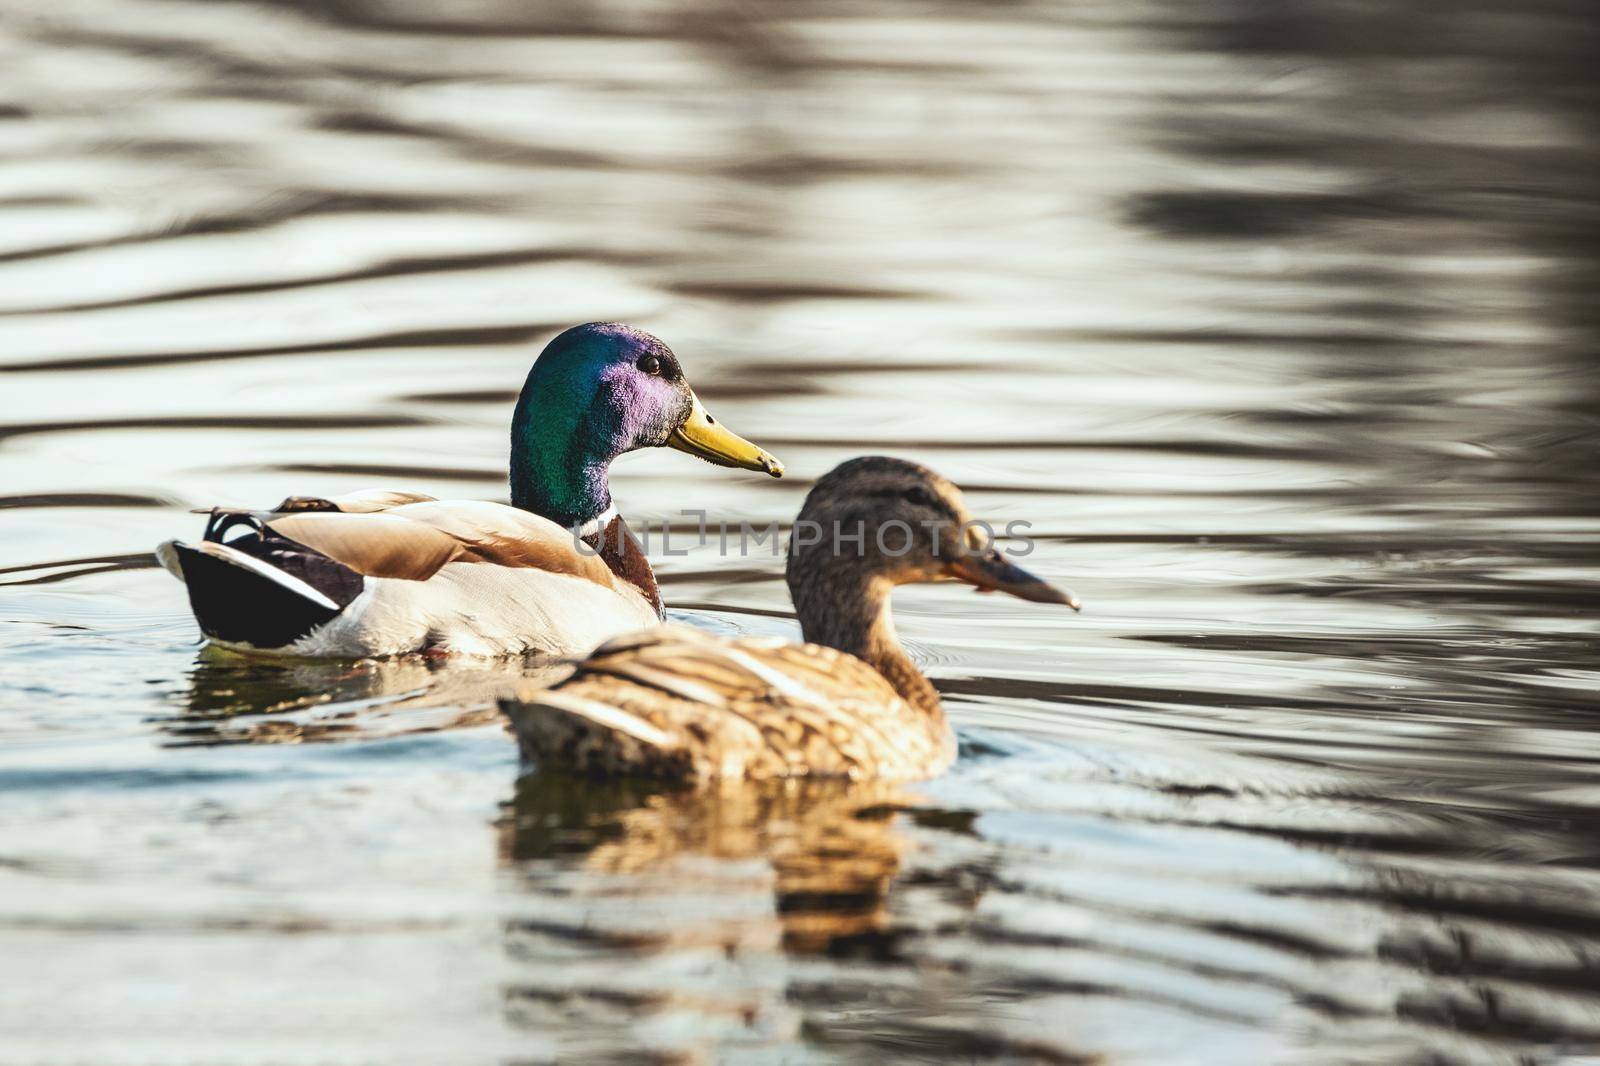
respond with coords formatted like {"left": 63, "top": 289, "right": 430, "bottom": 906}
{"left": 202, "top": 511, "right": 364, "bottom": 606}
{"left": 159, "top": 512, "right": 365, "bottom": 650}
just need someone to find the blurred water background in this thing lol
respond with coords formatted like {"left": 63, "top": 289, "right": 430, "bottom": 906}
{"left": 2, "top": 0, "right": 1599, "bottom": 1062}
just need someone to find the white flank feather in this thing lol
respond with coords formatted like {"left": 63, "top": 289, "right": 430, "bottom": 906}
{"left": 288, "top": 563, "right": 660, "bottom": 658}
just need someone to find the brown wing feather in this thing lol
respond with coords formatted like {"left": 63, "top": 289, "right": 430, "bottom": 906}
{"left": 265, "top": 511, "right": 464, "bottom": 580}
{"left": 385, "top": 501, "right": 613, "bottom": 580}
{"left": 266, "top": 501, "right": 619, "bottom": 587}
{"left": 501, "top": 626, "right": 954, "bottom": 782}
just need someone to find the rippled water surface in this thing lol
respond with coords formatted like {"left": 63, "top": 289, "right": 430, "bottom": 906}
{"left": 3, "top": 0, "right": 1599, "bottom": 1062}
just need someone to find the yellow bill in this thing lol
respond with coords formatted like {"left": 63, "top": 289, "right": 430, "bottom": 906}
{"left": 667, "top": 392, "right": 784, "bottom": 477}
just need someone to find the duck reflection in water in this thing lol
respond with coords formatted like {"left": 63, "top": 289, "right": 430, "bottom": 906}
{"left": 498, "top": 773, "right": 921, "bottom": 959}
{"left": 498, "top": 773, "right": 979, "bottom": 1056}
{"left": 161, "top": 645, "right": 563, "bottom": 746}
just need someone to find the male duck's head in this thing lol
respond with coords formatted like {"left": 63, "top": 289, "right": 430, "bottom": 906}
{"left": 511, "top": 323, "right": 784, "bottom": 527}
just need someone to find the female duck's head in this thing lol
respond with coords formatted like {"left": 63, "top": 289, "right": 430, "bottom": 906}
{"left": 784, "top": 456, "right": 1079, "bottom": 714}
{"left": 786, "top": 456, "right": 1079, "bottom": 636}
{"left": 511, "top": 323, "right": 783, "bottom": 527}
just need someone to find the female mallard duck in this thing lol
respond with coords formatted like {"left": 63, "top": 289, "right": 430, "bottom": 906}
{"left": 500, "top": 456, "right": 1079, "bottom": 781}
{"left": 157, "top": 323, "right": 784, "bottom": 658}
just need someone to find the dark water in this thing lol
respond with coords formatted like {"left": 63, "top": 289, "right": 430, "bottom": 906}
{"left": 3, "top": 0, "right": 1599, "bottom": 1061}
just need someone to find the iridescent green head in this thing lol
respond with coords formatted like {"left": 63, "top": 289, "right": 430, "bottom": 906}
{"left": 510, "top": 323, "right": 783, "bottom": 528}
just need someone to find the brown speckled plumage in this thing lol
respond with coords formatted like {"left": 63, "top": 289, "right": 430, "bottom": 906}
{"left": 501, "top": 456, "right": 1079, "bottom": 782}
{"left": 503, "top": 626, "right": 954, "bottom": 780}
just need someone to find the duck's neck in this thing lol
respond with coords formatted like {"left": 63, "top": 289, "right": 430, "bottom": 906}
{"left": 509, "top": 399, "right": 613, "bottom": 530}
{"left": 790, "top": 566, "right": 942, "bottom": 716}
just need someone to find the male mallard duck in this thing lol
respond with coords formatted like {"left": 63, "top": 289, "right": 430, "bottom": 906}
{"left": 500, "top": 456, "right": 1079, "bottom": 781}
{"left": 158, "top": 323, "right": 784, "bottom": 657}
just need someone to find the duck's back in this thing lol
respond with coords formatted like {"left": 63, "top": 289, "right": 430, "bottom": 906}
{"left": 501, "top": 626, "right": 955, "bottom": 781}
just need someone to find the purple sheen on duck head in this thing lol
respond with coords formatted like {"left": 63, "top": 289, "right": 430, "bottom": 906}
{"left": 593, "top": 354, "right": 693, "bottom": 454}
{"left": 511, "top": 323, "right": 694, "bottom": 523}
{"left": 518, "top": 322, "right": 694, "bottom": 460}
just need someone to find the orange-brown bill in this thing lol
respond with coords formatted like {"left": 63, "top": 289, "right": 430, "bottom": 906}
{"left": 945, "top": 550, "right": 1081, "bottom": 610}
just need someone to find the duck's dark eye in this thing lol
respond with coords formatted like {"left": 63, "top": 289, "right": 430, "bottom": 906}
{"left": 903, "top": 486, "right": 936, "bottom": 508}
{"left": 638, "top": 354, "right": 662, "bottom": 375}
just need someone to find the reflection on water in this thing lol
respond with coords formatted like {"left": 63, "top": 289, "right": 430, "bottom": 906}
{"left": 161, "top": 647, "right": 562, "bottom": 746}
{"left": 1, "top": 0, "right": 1599, "bottom": 1060}
{"left": 501, "top": 775, "right": 910, "bottom": 954}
